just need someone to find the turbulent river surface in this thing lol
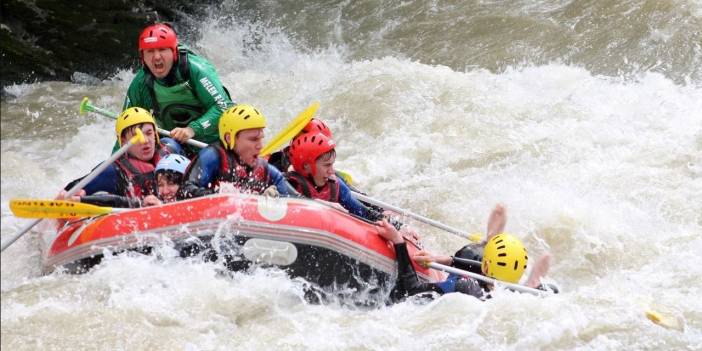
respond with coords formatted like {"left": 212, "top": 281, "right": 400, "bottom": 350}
{"left": 2, "top": 1, "right": 701, "bottom": 350}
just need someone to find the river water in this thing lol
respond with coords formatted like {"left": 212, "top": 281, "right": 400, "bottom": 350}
{"left": 2, "top": 1, "right": 701, "bottom": 349}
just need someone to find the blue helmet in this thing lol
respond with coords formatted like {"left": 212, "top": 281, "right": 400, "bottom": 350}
{"left": 155, "top": 154, "right": 191, "bottom": 175}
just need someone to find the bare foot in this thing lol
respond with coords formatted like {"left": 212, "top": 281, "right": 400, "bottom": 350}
{"left": 526, "top": 253, "right": 551, "bottom": 288}
{"left": 485, "top": 203, "right": 507, "bottom": 241}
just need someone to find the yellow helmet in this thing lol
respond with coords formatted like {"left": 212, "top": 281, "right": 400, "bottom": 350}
{"left": 218, "top": 104, "right": 267, "bottom": 150}
{"left": 115, "top": 107, "right": 158, "bottom": 146}
{"left": 481, "top": 233, "right": 528, "bottom": 283}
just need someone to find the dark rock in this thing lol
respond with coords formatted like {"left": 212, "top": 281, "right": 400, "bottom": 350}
{"left": 0, "top": 0, "right": 212, "bottom": 88}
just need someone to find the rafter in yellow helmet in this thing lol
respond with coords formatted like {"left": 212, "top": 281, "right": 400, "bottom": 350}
{"left": 481, "top": 233, "right": 528, "bottom": 283}
{"left": 115, "top": 107, "right": 159, "bottom": 146}
{"left": 218, "top": 104, "right": 267, "bottom": 150}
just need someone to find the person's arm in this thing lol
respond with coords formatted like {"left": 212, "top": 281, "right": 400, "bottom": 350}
{"left": 188, "top": 55, "right": 233, "bottom": 143}
{"left": 375, "top": 219, "right": 443, "bottom": 300}
{"left": 177, "top": 147, "right": 219, "bottom": 199}
{"left": 80, "top": 194, "right": 140, "bottom": 208}
{"left": 159, "top": 137, "right": 184, "bottom": 156}
{"left": 63, "top": 163, "right": 121, "bottom": 196}
{"left": 266, "top": 164, "right": 301, "bottom": 197}
{"left": 337, "top": 178, "right": 383, "bottom": 220}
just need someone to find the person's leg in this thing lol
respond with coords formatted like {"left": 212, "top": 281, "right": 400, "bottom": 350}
{"left": 525, "top": 253, "right": 551, "bottom": 288}
{"left": 485, "top": 203, "right": 507, "bottom": 241}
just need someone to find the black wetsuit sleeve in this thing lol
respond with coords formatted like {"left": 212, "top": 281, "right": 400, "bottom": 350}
{"left": 178, "top": 181, "right": 215, "bottom": 199}
{"left": 390, "top": 242, "right": 443, "bottom": 301}
{"left": 453, "top": 276, "right": 486, "bottom": 299}
{"left": 80, "top": 194, "right": 140, "bottom": 208}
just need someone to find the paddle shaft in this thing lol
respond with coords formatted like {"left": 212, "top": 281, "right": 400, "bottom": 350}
{"left": 1, "top": 131, "right": 144, "bottom": 252}
{"left": 83, "top": 100, "right": 207, "bottom": 149}
{"left": 429, "top": 262, "right": 547, "bottom": 296}
{"left": 351, "top": 192, "right": 481, "bottom": 242}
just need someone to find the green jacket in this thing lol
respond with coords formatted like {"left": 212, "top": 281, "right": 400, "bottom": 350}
{"left": 122, "top": 46, "right": 233, "bottom": 144}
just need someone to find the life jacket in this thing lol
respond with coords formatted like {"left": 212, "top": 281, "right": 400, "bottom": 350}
{"left": 144, "top": 49, "right": 203, "bottom": 129}
{"left": 285, "top": 171, "right": 339, "bottom": 202}
{"left": 213, "top": 143, "right": 270, "bottom": 194}
{"left": 144, "top": 47, "right": 232, "bottom": 131}
{"left": 114, "top": 145, "right": 171, "bottom": 199}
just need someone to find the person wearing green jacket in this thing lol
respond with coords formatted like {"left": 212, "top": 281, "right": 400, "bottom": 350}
{"left": 122, "top": 23, "right": 233, "bottom": 153}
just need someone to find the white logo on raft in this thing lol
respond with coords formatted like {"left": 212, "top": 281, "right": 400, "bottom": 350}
{"left": 199, "top": 77, "right": 228, "bottom": 130}
{"left": 143, "top": 37, "right": 157, "bottom": 43}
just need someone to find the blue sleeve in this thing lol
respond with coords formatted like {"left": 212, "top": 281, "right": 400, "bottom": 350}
{"left": 266, "top": 164, "right": 290, "bottom": 196}
{"left": 159, "top": 137, "right": 184, "bottom": 156}
{"left": 338, "top": 178, "right": 370, "bottom": 219}
{"left": 79, "top": 164, "right": 120, "bottom": 195}
{"left": 188, "top": 146, "right": 220, "bottom": 187}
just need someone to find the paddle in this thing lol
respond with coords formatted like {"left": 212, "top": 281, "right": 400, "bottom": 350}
{"left": 81, "top": 98, "right": 320, "bottom": 156}
{"left": 9, "top": 199, "right": 123, "bottom": 219}
{"left": 352, "top": 192, "right": 483, "bottom": 243}
{"left": 428, "top": 262, "right": 551, "bottom": 297}
{"left": 645, "top": 310, "right": 683, "bottom": 331}
{"left": 79, "top": 97, "right": 208, "bottom": 149}
{"left": 335, "top": 169, "right": 355, "bottom": 186}
{"left": 0, "top": 129, "right": 146, "bottom": 252}
{"left": 260, "top": 101, "right": 320, "bottom": 157}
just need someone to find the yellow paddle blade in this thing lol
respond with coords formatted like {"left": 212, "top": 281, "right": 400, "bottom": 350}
{"left": 468, "top": 233, "right": 483, "bottom": 242}
{"left": 79, "top": 97, "right": 91, "bottom": 114}
{"left": 10, "top": 199, "right": 114, "bottom": 219}
{"left": 128, "top": 128, "right": 146, "bottom": 145}
{"left": 335, "top": 170, "right": 354, "bottom": 186}
{"left": 261, "top": 101, "right": 320, "bottom": 157}
{"left": 645, "top": 310, "right": 683, "bottom": 331}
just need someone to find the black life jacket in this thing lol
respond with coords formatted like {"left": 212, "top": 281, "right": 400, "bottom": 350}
{"left": 115, "top": 156, "right": 158, "bottom": 199}
{"left": 213, "top": 143, "right": 270, "bottom": 194}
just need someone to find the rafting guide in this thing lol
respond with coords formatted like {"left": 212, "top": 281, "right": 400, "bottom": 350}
{"left": 122, "top": 23, "right": 233, "bottom": 154}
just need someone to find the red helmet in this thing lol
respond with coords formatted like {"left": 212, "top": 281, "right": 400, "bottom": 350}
{"left": 138, "top": 23, "right": 178, "bottom": 62}
{"left": 301, "top": 119, "right": 333, "bottom": 138}
{"left": 289, "top": 132, "right": 336, "bottom": 177}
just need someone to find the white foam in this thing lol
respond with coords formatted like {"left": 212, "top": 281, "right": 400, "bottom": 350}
{"left": 2, "top": 11, "right": 701, "bottom": 350}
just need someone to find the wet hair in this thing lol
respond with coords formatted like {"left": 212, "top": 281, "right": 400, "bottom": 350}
{"left": 317, "top": 149, "right": 336, "bottom": 162}
{"left": 156, "top": 170, "right": 184, "bottom": 185}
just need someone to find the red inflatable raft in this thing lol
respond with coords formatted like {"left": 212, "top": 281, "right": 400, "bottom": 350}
{"left": 42, "top": 193, "right": 445, "bottom": 298}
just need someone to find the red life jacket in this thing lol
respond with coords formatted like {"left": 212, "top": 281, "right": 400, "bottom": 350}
{"left": 285, "top": 171, "right": 339, "bottom": 202}
{"left": 114, "top": 145, "right": 170, "bottom": 199}
{"left": 213, "top": 144, "right": 270, "bottom": 194}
